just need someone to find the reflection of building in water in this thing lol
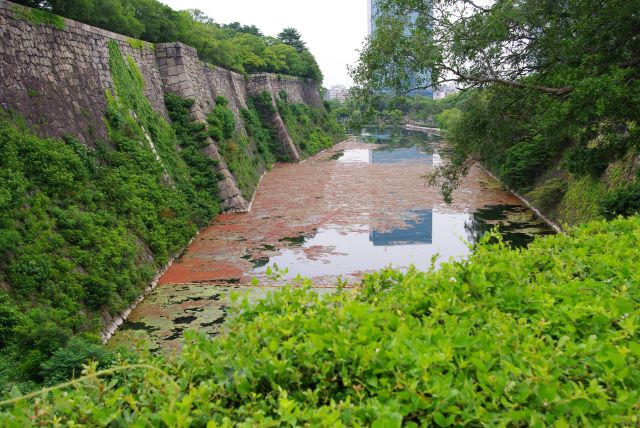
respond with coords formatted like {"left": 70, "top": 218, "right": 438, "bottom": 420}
{"left": 370, "top": 147, "right": 433, "bottom": 165}
{"left": 369, "top": 210, "right": 433, "bottom": 246}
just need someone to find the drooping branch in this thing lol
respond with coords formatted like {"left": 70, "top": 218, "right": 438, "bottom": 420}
{"left": 460, "top": 0, "right": 490, "bottom": 13}
{"left": 442, "top": 66, "right": 573, "bottom": 95}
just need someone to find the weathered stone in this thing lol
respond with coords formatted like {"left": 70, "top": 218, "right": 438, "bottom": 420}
{"left": 0, "top": 0, "right": 322, "bottom": 215}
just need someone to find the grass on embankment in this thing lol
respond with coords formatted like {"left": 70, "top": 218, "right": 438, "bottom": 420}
{"left": 0, "top": 41, "right": 220, "bottom": 391}
{"left": 1, "top": 215, "right": 639, "bottom": 426}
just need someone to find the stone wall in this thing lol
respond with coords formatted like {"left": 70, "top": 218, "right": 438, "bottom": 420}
{"left": 248, "top": 73, "right": 324, "bottom": 109}
{"left": 0, "top": 0, "right": 166, "bottom": 145}
{"left": 0, "top": 0, "right": 324, "bottom": 211}
{"left": 156, "top": 42, "right": 249, "bottom": 212}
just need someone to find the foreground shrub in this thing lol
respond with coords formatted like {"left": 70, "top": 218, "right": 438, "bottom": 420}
{"left": 1, "top": 217, "right": 639, "bottom": 426}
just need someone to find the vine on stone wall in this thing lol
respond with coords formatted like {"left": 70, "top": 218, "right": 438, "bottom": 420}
{"left": 0, "top": 42, "right": 222, "bottom": 392}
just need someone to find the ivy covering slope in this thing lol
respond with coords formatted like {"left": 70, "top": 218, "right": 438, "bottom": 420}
{"left": 0, "top": 42, "right": 220, "bottom": 391}
{"left": 276, "top": 94, "right": 345, "bottom": 158}
{"left": 2, "top": 216, "right": 639, "bottom": 426}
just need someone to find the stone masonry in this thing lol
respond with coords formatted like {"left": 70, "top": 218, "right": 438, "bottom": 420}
{"left": 0, "top": 0, "right": 324, "bottom": 212}
{"left": 156, "top": 42, "right": 248, "bottom": 212}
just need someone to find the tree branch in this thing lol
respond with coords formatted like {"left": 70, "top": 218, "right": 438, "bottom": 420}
{"left": 461, "top": 0, "right": 490, "bottom": 13}
{"left": 443, "top": 66, "right": 573, "bottom": 95}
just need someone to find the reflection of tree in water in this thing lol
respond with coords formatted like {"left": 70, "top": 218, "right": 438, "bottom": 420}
{"left": 362, "top": 126, "right": 442, "bottom": 153}
{"left": 465, "top": 205, "right": 543, "bottom": 249}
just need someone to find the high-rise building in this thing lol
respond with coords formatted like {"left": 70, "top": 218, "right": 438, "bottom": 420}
{"left": 325, "top": 85, "right": 349, "bottom": 102}
{"left": 368, "top": 0, "right": 433, "bottom": 98}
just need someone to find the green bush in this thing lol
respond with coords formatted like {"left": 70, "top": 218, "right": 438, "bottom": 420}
{"left": 207, "top": 99, "right": 236, "bottom": 141}
{"left": 563, "top": 144, "right": 611, "bottom": 177}
{"left": 600, "top": 181, "right": 640, "bottom": 219}
{"left": 0, "top": 293, "right": 18, "bottom": 349}
{"left": 499, "top": 137, "right": 550, "bottom": 191}
{"left": 275, "top": 94, "right": 344, "bottom": 158}
{"left": 241, "top": 101, "right": 281, "bottom": 164}
{"left": 2, "top": 216, "right": 639, "bottom": 425}
{"left": 40, "top": 338, "right": 113, "bottom": 386}
{"left": 563, "top": 122, "right": 629, "bottom": 178}
{"left": 0, "top": 43, "right": 220, "bottom": 389}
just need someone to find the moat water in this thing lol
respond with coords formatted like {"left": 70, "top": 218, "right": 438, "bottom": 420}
{"left": 109, "top": 127, "right": 554, "bottom": 352}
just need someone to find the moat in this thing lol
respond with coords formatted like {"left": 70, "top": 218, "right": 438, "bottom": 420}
{"left": 109, "top": 127, "right": 554, "bottom": 352}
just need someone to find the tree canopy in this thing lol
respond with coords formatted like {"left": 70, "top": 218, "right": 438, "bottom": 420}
{"left": 277, "top": 27, "right": 307, "bottom": 53}
{"left": 353, "top": 0, "right": 640, "bottom": 208}
{"left": 11, "top": 0, "right": 323, "bottom": 81}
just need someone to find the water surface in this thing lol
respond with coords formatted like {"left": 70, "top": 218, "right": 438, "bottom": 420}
{"left": 109, "top": 126, "right": 553, "bottom": 351}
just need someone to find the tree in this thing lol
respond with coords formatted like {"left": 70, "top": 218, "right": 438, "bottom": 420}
{"left": 11, "top": 0, "right": 324, "bottom": 81}
{"left": 354, "top": 0, "right": 640, "bottom": 96}
{"left": 223, "top": 22, "right": 263, "bottom": 37}
{"left": 277, "top": 27, "right": 307, "bottom": 53}
{"left": 353, "top": 0, "right": 640, "bottom": 203}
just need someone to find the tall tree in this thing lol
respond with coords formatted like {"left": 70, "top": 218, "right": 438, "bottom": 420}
{"left": 353, "top": 0, "right": 640, "bottom": 202}
{"left": 277, "top": 27, "right": 307, "bottom": 53}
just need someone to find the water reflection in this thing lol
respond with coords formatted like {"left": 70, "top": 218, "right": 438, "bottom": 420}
{"left": 370, "top": 209, "right": 433, "bottom": 246}
{"left": 361, "top": 126, "right": 443, "bottom": 146}
{"left": 252, "top": 211, "right": 471, "bottom": 280}
{"left": 337, "top": 147, "right": 434, "bottom": 165}
{"left": 336, "top": 126, "right": 443, "bottom": 165}
{"left": 253, "top": 203, "right": 554, "bottom": 281}
{"left": 371, "top": 147, "right": 434, "bottom": 164}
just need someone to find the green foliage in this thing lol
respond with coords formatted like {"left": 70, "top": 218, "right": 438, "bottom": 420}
{"left": 563, "top": 145, "right": 611, "bottom": 177}
{"left": 436, "top": 108, "right": 462, "bottom": 132}
{"left": 126, "top": 37, "right": 153, "bottom": 51}
{"left": 0, "top": 43, "right": 220, "bottom": 390}
{"left": 241, "top": 99, "right": 280, "bottom": 164}
{"left": 0, "top": 293, "right": 18, "bottom": 349}
{"left": 275, "top": 95, "right": 345, "bottom": 158}
{"left": 500, "top": 138, "right": 551, "bottom": 191}
{"left": 203, "top": 95, "right": 270, "bottom": 199}
{"left": 277, "top": 27, "right": 306, "bottom": 53}
{"left": 207, "top": 99, "right": 236, "bottom": 142}
{"left": 40, "top": 338, "right": 113, "bottom": 386}
{"left": 563, "top": 121, "right": 629, "bottom": 177}
{"left": 558, "top": 175, "right": 608, "bottom": 226}
{"left": 2, "top": 216, "right": 640, "bottom": 425}
{"left": 163, "top": 93, "right": 221, "bottom": 227}
{"left": 355, "top": 0, "right": 640, "bottom": 224}
{"left": 11, "top": 0, "right": 322, "bottom": 81}
{"left": 526, "top": 177, "right": 568, "bottom": 215}
{"left": 217, "top": 137, "right": 264, "bottom": 200}
{"left": 11, "top": 4, "right": 65, "bottom": 30}
{"left": 600, "top": 181, "right": 640, "bottom": 219}
{"left": 382, "top": 108, "right": 404, "bottom": 125}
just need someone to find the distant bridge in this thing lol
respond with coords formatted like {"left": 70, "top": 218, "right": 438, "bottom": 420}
{"left": 405, "top": 123, "right": 442, "bottom": 135}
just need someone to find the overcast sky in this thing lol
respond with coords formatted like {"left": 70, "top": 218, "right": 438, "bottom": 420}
{"left": 160, "top": 0, "right": 369, "bottom": 88}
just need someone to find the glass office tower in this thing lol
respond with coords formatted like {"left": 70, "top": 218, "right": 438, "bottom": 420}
{"left": 368, "top": 0, "right": 433, "bottom": 98}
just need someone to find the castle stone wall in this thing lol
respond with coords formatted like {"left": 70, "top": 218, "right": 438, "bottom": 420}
{"left": 0, "top": 0, "right": 323, "bottom": 211}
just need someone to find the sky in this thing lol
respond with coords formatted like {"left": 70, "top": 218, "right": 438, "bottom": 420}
{"left": 160, "top": 0, "right": 369, "bottom": 88}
